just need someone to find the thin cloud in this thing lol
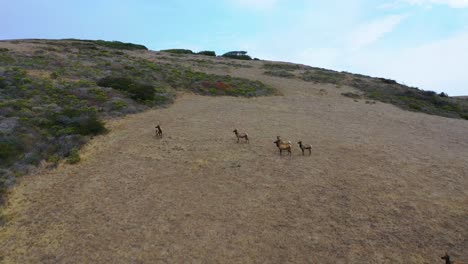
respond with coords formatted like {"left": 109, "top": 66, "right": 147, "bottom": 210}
{"left": 346, "top": 32, "right": 468, "bottom": 95}
{"left": 349, "top": 14, "right": 408, "bottom": 51}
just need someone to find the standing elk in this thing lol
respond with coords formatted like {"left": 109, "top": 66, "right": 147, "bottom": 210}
{"left": 155, "top": 125, "right": 162, "bottom": 138}
{"left": 297, "top": 141, "right": 312, "bottom": 156}
{"left": 274, "top": 136, "right": 292, "bottom": 156}
{"left": 233, "top": 129, "right": 249, "bottom": 143}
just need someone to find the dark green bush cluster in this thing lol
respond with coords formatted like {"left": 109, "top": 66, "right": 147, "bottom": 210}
{"left": 160, "top": 49, "right": 217, "bottom": 57}
{"left": 161, "top": 49, "right": 194, "bottom": 55}
{"left": 67, "top": 39, "right": 147, "bottom": 50}
{"left": 0, "top": 138, "right": 23, "bottom": 167}
{"left": 66, "top": 148, "right": 81, "bottom": 164}
{"left": 222, "top": 51, "right": 252, "bottom": 60}
{"left": 97, "top": 76, "right": 155, "bottom": 101}
{"left": 197, "top": 51, "right": 216, "bottom": 56}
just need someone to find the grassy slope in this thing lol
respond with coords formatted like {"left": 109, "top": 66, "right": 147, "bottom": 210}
{"left": 263, "top": 62, "right": 468, "bottom": 120}
{"left": 0, "top": 38, "right": 466, "bottom": 217}
{"left": 0, "top": 39, "right": 275, "bottom": 206}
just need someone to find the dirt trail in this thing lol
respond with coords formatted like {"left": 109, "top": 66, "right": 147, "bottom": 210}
{"left": 1, "top": 70, "right": 467, "bottom": 263}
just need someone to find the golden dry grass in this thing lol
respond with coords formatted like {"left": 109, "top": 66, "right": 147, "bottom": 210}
{"left": 0, "top": 57, "right": 467, "bottom": 264}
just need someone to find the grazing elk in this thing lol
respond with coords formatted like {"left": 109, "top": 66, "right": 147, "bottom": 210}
{"left": 441, "top": 253, "right": 464, "bottom": 264}
{"left": 297, "top": 141, "right": 312, "bottom": 156}
{"left": 155, "top": 125, "right": 162, "bottom": 138}
{"left": 233, "top": 129, "right": 249, "bottom": 143}
{"left": 274, "top": 136, "right": 292, "bottom": 156}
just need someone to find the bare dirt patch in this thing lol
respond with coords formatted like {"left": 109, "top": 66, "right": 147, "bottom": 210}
{"left": 0, "top": 73, "right": 467, "bottom": 263}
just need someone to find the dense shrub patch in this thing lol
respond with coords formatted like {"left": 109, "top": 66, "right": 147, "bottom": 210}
{"left": 161, "top": 49, "right": 194, "bottom": 55}
{"left": 97, "top": 76, "right": 155, "bottom": 101}
{"left": 222, "top": 51, "right": 252, "bottom": 60}
{"left": 197, "top": 51, "right": 216, "bottom": 56}
{"left": 67, "top": 39, "right": 148, "bottom": 50}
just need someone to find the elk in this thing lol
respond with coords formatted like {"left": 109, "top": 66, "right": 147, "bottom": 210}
{"left": 297, "top": 141, "right": 312, "bottom": 156}
{"left": 233, "top": 129, "right": 249, "bottom": 143}
{"left": 441, "top": 253, "right": 465, "bottom": 264}
{"left": 155, "top": 125, "right": 162, "bottom": 138}
{"left": 274, "top": 136, "right": 292, "bottom": 156}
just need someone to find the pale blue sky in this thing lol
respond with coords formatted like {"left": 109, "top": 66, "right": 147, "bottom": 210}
{"left": 2, "top": 0, "right": 468, "bottom": 95}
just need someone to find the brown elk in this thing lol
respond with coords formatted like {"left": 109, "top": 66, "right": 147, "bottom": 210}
{"left": 274, "top": 136, "right": 292, "bottom": 156}
{"left": 155, "top": 125, "right": 162, "bottom": 138}
{"left": 297, "top": 141, "right": 312, "bottom": 156}
{"left": 233, "top": 129, "right": 249, "bottom": 143}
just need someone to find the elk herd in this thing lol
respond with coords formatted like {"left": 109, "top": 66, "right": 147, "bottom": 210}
{"left": 153, "top": 125, "right": 464, "bottom": 262}
{"left": 155, "top": 125, "right": 312, "bottom": 157}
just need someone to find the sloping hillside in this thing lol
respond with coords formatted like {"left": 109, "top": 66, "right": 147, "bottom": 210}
{"left": 0, "top": 39, "right": 467, "bottom": 263}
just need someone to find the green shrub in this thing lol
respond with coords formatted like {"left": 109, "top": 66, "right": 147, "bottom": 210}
{"left": 161, "top": 49, "right": 194, "bottom": 55}
{"left": 97, "top": 76, "right": 133, "bottom": 91}
{"left": 69, "top": 39, "right": 148, "bottom": 50}
{"left": 111, "top": 100, "right": 127, "bottom": 110}
{"left": 197, "top": 51, "right": 216, "bottom": 56}
{"left": 0, "top": 140, "right": 23, "bottom": 166}
{"left": 75, "top": 112, "right": 107, "bottom": 135}
{"left": 51, "top": 108, "right": 107, "bottom": 136}
{"left": 50, "top": 71, "right": 59, "bottom": 79}
{"left": 47, "top": 154, "right": 60, "bottom": 165}
{"left": 66, "top": 148, "right": 81, "bottom": 164}
{"left": 97, "top": 76, "right": 155, "bottom": 101}
{"left": 88, "top": 88, "right": 108, "bottom": 103}
{"left": 128, "top": 83, "right": 155, "bottom": 101}
{"left": 222, "top": 51, "right": 252, "bottom": 60}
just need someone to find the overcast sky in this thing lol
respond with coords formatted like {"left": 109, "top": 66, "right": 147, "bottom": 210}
{"left": 2, "top": 0, "right": 468, "bottom": 95}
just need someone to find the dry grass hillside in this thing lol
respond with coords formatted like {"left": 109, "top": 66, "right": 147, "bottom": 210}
{"left": 0, "top": 40, "right": 467, "bottom": 263}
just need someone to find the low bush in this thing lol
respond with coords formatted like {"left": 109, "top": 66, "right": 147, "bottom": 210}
{"left": 97, "top": 76, "right": 155, "bottom": 101}
{"left": 111, "top": 100, "right": 127, "bottom": 110}
{"left": 66, "top": 148, "right": 80, "bottom": 164}
{"left": 161, "top": 49, "right": 194, "bottom": 55}
{"left": 222, "top": 51, "right": 252, "bottom": 60}
{"left": 197, "top": 51, "right": 216, "bottom": 56}
{"left": 0, "top": 139, "right": 23, "bottom": 166}
{"left": 73, "top": 39, "right": 148, "bottom": 50}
